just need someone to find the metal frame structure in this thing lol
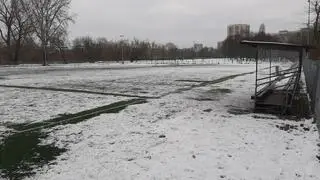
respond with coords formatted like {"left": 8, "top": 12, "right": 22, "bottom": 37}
{"left": 241, "top": 40, "right": 313, "bottom": 115}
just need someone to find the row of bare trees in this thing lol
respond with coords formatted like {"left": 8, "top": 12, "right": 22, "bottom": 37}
{"left": 217, "top": 32, "right": 281, "bottom": 58}
{"left": 306, "top": 0, "right": 320, "bottom": 58}
{"left": 0, "top": 0, "right": 73, "bottom": 65}
{"left": 70, "top": 37, "right": 218, "bottom": 62}
{"left": 0, "top": 0, "right": 218, "bottom": 65}
{"left": 312, "top": 0, "right": 320, "bottom": 45}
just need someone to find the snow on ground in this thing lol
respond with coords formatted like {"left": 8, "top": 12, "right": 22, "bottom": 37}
{"left": 1, "top": 62, "right": 258, "bottom": 97}
{"left": 0, "top": 58, "right": 252, "bottom": 69}
{"left": 1, "top": 60, "right": 319, "bottom": 180}
{"left": 0, "top": 59, "right": 235, "bottom": 77}
{"left": 0, "top": 88, "right": 128, "bottom": 124}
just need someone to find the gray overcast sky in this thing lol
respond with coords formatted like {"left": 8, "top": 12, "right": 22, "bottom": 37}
{"left": 69, "top": 0, "right": 307, "bottom": 48}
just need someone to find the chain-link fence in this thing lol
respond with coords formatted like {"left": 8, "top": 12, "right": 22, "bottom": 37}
{"left": 303, "top": 58, "right": 320, "bottom": 136}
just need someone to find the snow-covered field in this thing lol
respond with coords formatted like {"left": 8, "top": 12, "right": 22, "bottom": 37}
{"left": 0, "top": 88, "right": 129, "bottom": 124}
{"left": 0, "top": 60, "right": 319, "bottom": 180}
{"left": 1, "top": 61, "right": 256, "bottom": 98}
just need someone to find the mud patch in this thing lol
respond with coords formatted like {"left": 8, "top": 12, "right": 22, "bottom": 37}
{"left": 131, "top": 87, "right": 143, "bottom": 91}
{"left": 203, "top": 109, "right": 213, "bottom": 113}
{"left": 193, "top": 88, "right": 232, "bottom": 102}
{"left": 276, "top": 123, "right": 312, "bottom": 132}
{"left": 252, "top": 115, "right": 278, "bottom": 120}
{"left": 228, "top": 108, "right": 252, "bottom": 115}
{"left": 276, "top": 124, "right": 299, "bottom": 132}
{"left": 193, "top": 97, "right": 218, "bottom": 101}
{"left": 207, "top": 88, "right": 232, "bottom": 94}
{"left": 290, "top": 93, "right": 312, "bottom": 119}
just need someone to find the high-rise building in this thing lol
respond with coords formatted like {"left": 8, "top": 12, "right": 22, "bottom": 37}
{"left": 227, "top": 24, "right": 250, "bottom": 38}
{"left": 193, "top": 43, "right": 203, "bottom": 52}
{"left": 217, "top": 41, "right": 224, "bottom": 49}
{"left": 259, "top": 24, "right": 266, "bottom": 34}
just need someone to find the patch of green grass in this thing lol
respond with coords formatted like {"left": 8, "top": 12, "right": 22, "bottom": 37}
{"left": 176, "top": 80, "right": 210, "bottom": 83}
{"left": 8, "top": 99, "right": 147, "bottom": 131}
{"left": 170, "top": 71, "right": 254, "bottom": 95}
{"left": 0, "top": 131, "right": 67, "bottom": 180}
{"left": 0, "top": 85, "right": 158, "bottom": 99}
{"left": 207, "top": 88, "right": 232, "bottom": 94}
{"left": 1, "top": 98, "right": 147, "bottom": 180}
{"left": 193, "top": 97, "right": 218, "bottom": 101}
{"left": 228, "top": 108, "right": 251, "bottom": 115}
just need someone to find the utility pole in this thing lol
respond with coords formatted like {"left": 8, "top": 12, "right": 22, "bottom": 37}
{"left": 308, "top": 0, "right": 311, "bottom": 45}
{"left": 120, "top": 35, "right": 124, "bottom": 63}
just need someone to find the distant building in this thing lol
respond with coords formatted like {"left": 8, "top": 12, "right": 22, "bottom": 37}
{"left": 259, "top": 24, "right": 266, "bottom": 34}
{"left": 275, "top": 29, "right": 309, "bottom": 44}
{"left": 227, "top": 24, "right": 250, "bottom": 38}
{"left": 193, "top": 43, "right": 203, "bottom": 52}
{"left": 277, "top": 30, "right": 303, "bottom": 43}
{"left": 300, "top": 28, "right": 310, "bottom": 44}
{"left": 277, "top": 30, "right": 300, "bottom": 43}
{"left": 279, "top": 30, "right": 289, "bottom": 35}
{"left": 217, "top": 41, "right": 224, "bottom": 49}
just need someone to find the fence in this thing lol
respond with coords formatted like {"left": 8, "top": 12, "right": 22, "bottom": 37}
{"left": 303, "top": 58, "right": 320, "bottom": 135}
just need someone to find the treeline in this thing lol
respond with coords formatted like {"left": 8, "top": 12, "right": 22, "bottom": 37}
{"left": 0, "top": 0, "right": 219, "bottom": 65}
{"left": 0, "top": 0, "right": 73, "bottom": 65}
{"left": 217, "top": 31, "right": 320, "bottom": 59}
{"left": 0, "top": 0, "right": 218, "bottom": 65}
{"left": 0, "top": 36, "right": 220, "bottom": 64}
{"left": 310, "top": 0, "right": 320, "bottom": 59}
{"left": 70, "top": 37, "right": 219, "bottom": 63}
{"left": 217, "top": 33, "right": 283, "bottom": 59}
{"left": 2, "top": 0, "right": 320, "bottom": 65}
{"left": 218, "top": 0, "right": 320, "bottom": 59}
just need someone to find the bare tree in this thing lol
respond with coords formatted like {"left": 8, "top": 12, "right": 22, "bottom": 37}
{"left": 11, "top": 0, "right": 32, "bottom": 64}
{"left": 22, "top": 0, "right": 74, "bottom": 65}
{"left": 0, "top": 0, "right": 31, "bottom": 64}
{"left": 312, "top": 0, "right": 320, "bottom": 44}
{"left": 50, "top": 27, "right": 68, "bottom": 63}
{"left": 0, "top": 0, "right": 16, "bottom": 63}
